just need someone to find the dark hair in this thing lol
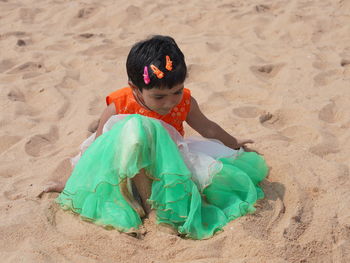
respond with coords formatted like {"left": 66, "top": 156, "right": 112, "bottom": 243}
{"left": 126, "top": 35, "right": 187, "bottom": 90}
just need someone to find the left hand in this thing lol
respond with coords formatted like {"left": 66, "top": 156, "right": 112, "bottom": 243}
{"left": 236, "top": 139, "right": 254, "bottom": 148}
{"left": 236, "top": 139, "right": 261, "bottom": 154}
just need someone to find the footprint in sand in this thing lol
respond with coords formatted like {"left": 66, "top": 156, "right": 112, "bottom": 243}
{"left": 312, "top": 60, "right": 327, "bottom": 70}
{"left": 340, "top": 59, "right": 350, "bottom": 67}
{"left": 65, "top": 68, "right": 80, "bottom": 81}
{"left": 187, "top": 64, "right": 209, "bottom": 83}
{"left": 341, "top": 59, "right": 350, "bottom": 78}
{"left": 318, "top": 101, "right": 337, "bottom": 123}
{"left": 309, "top": 143, "right": 339, "bottom": 157}
{"left": 205, "top": 41, "right": 222, "bottom": 52}
{"left": 80, "top": 43, "right": 113, "bottom": 56}
{"left": 119, "top": 5, "right": 142, "bottom": 26}
{"left": 0, "top": 59, "right": 16, "bottom": 73}
{"left": 258, "top": 133, "right": 292, "bottom": 144}
{"left": 200, "top": 92, "right": 229, "bottom": 112}
{"left": 7, "top": 88, "right": 25, "bottom": 102}
{"left": 4, "top": 176, "right": 33, "bottom": 200}
{"left": 126, "top": 5, "right": 142, "bottom": 19}
{"left": 331, "top": 218, "right": 350, "bottom": 259}
{"left": 0, "top": 135, "right": 22, "bottom": 154}
{"left": 282, "top": 191, "right": 314, "bottom": 241}
{"left": 19, "top": 8, "right": 42, "bottom": 23}
{"left": 1, "top": 31, "right": 28, "bottom": 39}
{"left": 244, "top": 163, "right": 316, "bottom": 250}
{"left": 259, "top": 112, "right": 273, "bottom": 123}
{"left": 25, "top": 126, "right": 59, "bottom": 157}
{"left": 53, "top": 85, "right": 71, "bottom": 120}
{"left": 88, "top": 97, "right": 101, "bottom": 115}
{"left": 259, "top": 108, "right": 311, "bottom": 133}
{"left": 241, "top": 181, "right": 286, "bottom": 240}
{"left": 255, "top": 4, "right": 271, "bottom": 13}
{"left": 103, "top": 46, "right": 130, "bottom": 60}
{"left": 254, "top": 18, "right": 271, "bottom": 40}
{"left": 77, "top": 6, "right": 99, "bottom": 19}
{"left": 280, "top": 125, "right": 320, "bottom": 144}
{"left": 77, "top": 33, "right": 95, "bottom": 39}
{"left": 4, "top": 189, "right": 24, "bottom": 202}
{"left": 0, "top": 166, "right": 20, "bottom": 179}
{"left": 250, "top": 63, "right": 284, "bottom": 80}
{"left": 335, "top": 164, "right": 349, "bottom": 185}
{"left": 313, "top": 69, "right": 339, "bottom": 86}
{"left": 232, "top": 106, "right": 262, "bottom": 118}
{"left": 259, "top": 111, "right": 286, "bottom": 130}
{"left": 68, "top": 5, "right": 100, "bottom": 27}
{"left": 44, "top": 202, "right": 59, "bottom": 227}
{"left": 58, "top": 72, "right": 80, "bottom": 90}
{"left": 16, "top": 39, "right": 26, "bottom": 46}
{"left": 7, "top": 61, "right": 44, "bottom": 75}
{"left": 309, "top": 131, "right": 339, "bottom": 157}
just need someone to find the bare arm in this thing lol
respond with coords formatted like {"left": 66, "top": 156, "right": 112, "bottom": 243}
{"left": 186, "top": 96, "right": 252, "bottom": 150}
{"left": 95, "top": 103, "right": 117, "bottom": 138}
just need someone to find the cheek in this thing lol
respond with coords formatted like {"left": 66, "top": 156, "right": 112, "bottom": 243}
{"left": 174, "top": 94, "right": 183, "bottom": 105}
{"left": 146, "top": 98, "right": 163, "bottom": 108}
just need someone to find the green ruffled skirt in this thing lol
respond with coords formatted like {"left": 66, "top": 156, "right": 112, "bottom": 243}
{"left": 56, "top": 114, "right": 268, "bottom": 239}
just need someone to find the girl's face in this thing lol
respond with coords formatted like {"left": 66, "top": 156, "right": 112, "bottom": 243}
{"left": 134, "top": 83, "right": 184, "bottom": 115}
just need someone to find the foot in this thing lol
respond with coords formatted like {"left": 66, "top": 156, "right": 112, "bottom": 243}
{"left": 157, "top": 223, "right": 178, "bottom": 236}
{"left": 125, "top": 227, "right": 146, "bottom": 239}
{"left": 37, "top": 181, "right": 65, "bottom": 198}
{"left": 119, "top": 179, "right": 146, "bottom": 218}
{"left": 142, "top": 200, "right": 152, "bottom": 215}
{"left": 145, "top": 211, "right": 178, "bottom": 235}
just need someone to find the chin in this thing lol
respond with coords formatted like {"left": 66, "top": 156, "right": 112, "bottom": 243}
{"left": 158, "top": 110, "right": 171, "bottom": 115}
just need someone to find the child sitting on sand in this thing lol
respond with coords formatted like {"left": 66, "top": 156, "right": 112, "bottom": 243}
{"left": 43, "top": 35, "right": 268, "bottom": 239}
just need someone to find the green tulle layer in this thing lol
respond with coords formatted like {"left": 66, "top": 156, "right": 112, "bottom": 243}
{"left": 56, "top": 114, "right": 268, "bottom": 239}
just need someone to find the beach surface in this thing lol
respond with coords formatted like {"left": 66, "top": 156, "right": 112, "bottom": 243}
{"left": 1, "top": 0, "right": 350, "bottom": 262}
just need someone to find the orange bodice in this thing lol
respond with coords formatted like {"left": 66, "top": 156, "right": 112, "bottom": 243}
{"left": 106, "top": 87, "right": 191, "bottom": 136}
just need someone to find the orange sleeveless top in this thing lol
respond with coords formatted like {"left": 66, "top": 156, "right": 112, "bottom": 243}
{"left": 106, "top": 87, "right": 191, "bottom": 136}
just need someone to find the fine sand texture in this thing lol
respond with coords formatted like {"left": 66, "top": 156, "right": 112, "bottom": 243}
{"left": 1, "top": 0, "right": 350, "bottom": 262}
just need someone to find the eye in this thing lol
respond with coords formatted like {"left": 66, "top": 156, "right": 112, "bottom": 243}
{"left": 174, "top": 90, "right": 183, "bottom": 95}
{"left": 154, "top": 96, "right": 165, "bottom": 100}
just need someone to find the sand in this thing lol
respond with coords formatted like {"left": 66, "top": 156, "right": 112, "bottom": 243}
{"left": 1, "top": 0, "right": 350, "bottom": 262}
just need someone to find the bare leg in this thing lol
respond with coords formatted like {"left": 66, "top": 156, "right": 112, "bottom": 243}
{"left": 37, "top": 180, "right": 66, "bottom": 198}
{"left": 134, "top": 170, "right": 178, "bottom": 235}
{"left": 132, "top": 169, "right": 152, "bottom": 215}
{"left": 119, "top": 178, "right": 146, "bottom": 218}
{"left": 37, "top": 159, "right": 73, "bottom": 198}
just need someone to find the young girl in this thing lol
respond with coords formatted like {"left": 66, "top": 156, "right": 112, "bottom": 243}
{"left": 47, "top": 35, "right": 268, "bottom": 239}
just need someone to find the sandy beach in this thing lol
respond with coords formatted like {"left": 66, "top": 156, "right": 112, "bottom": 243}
{"left": 1, "top": 0, "right": 350, "bottom": 262}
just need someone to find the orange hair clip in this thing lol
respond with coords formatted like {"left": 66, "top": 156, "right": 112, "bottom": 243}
{"left": 165, "top": 55, "right": 173, "bottom": 71}
{"left": 150, "top": 64, "right": 164, "bottom": 79}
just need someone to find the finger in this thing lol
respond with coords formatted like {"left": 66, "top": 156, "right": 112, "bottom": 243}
{"left": 241, "top": 139, "right": 254, "bottom": 145}
{"left": 243, "top": 146, "right": 261, "bottom": 154}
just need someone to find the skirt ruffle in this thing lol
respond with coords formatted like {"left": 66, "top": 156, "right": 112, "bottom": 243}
{"left": 57, "top": 114, "right": 268, "bottom": 239}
